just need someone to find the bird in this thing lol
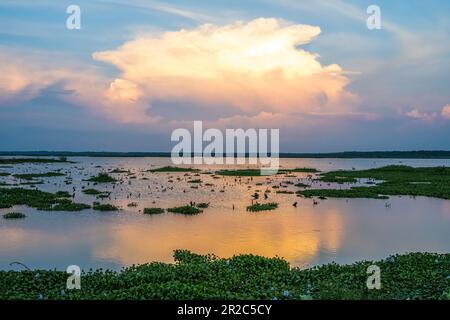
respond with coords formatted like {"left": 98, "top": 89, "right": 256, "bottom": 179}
{"left": 292, "top": 202, "right": 298, "bottom": 207}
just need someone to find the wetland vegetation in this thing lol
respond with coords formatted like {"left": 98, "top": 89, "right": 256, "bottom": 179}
{"left": 1, "top": 251, "right": 448, "bottom": 300}
{"left": 298, "top": 165, "right": 450, "bottom": 200}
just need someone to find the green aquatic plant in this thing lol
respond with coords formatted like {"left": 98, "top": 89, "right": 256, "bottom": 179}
{"left": 92, "top": 203, "right": 119, "bottom": 211}
{"left": 276, "top": 191, "right": 294, "bottom": 194}
{"left": 87, "top": 173, "right": 116, "bottom": 183}
{"left": 0, "top": 172, "right": 10, "bottom": 176}
{"left": 0, "top": 188, "right": 89, "bottom": 211}
{"left": 295, "top": 183, "right": 310, "bottom": 188}
{"left": 0, "top": 158, "right": 71, "bottom": 164}
{"left": 13, "top": 172, "right": 65, "bottom": 180}
{"left": 2, "top": 212, "right": 26, "bottom": 219}
{"left": 187, "top": 179, "right": 202, "bottom": 183}
{"left": 196, "top": 202, "right": 210, "bottom": 208}
{"left": 143, "top": 207, "right": 165, "bottom": 214}
{"left": 52, "top": 199, "right": 91, "bottom": 211}
{"left": 246, "top": 203, "right": 278, "bottom": 212}
{"left": 168, "top": 205, "right": 202, "bottom": 215}
{"left": 1, "top": 251, "right": 448, "bottom": 300}
{"left": 149, "top": 166, "right": 200, "bottom": 173}
{"left": 217, "top": 168, "right": 319, "bottom": 176}
{"left": 82, "top": 188, "right": 110, "bottom": 196}
{"left": 298, "top": 165, "right": 450, "bottom": 200}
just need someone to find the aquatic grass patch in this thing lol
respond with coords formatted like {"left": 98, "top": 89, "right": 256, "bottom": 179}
{"left": 298, "top": 165, "right": 450, "bottom": 200}
{"left": 1, "top": 251, "right": 448, "bottom": 299}
{"left": 0, "top": 158, "right": 72, "bottom": 164}
{"left": 0, "top": 172, "right": 10, "bottom": 176}
{"left": 246, "top": 203, "right": 278, "bottom": 212}
{"left": 92, "top": 203, "right": 119, "bottom": 211}
{"left": 82, "top": 189, "right": 110, "bottom": 197}
{"left": 196, "top": 203, "right": 210, "bottom": 208}
{"left": 187, "top": 179, "right": 202, "bottom": 184}
{"left": 168, "top": 206, "right": 202, "bottom": 215}
{"left": 3, "top": 212, "right": 26, "bottom": 219}
{"left": 87, "top": 173, "right": 116, "bottom": 183}
{"left": 52, "top": 199, "right": 91, "bottom": 211}
{"left": 276, "top": 191, "right": 294, "bottom": 194}
{"left": 217, "top": 168, "right": 320, "bottom": 176}
{"left": 295, "top": 183, "right": 310, "bottom": 188}
{"left": 143, "top": 207, "right": 165, "bottom": 215}
{"left": 149, "top": 166, "right": 200, "bottom": 173}
{"left": 0, "top": 188, "right": 90, "bottom": 211}
{"left": 13, "top": 172, "right": 65, "bottom": 180}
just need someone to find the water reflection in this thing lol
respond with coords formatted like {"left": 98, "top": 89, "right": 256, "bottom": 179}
{"left": 2, "top": 157, "right": 450, "bottom": 271}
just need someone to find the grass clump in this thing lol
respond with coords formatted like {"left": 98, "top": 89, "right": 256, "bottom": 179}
{"left": 149, "top": 166, "right": 200, "bottom": 173}
{"left": 246, "top": 202, "right": 278, "bottom": 212}
{"left": 298, "top": 165, "right": 450, "bottom": 200}
{"left": 92, "top": 203, "right": 119, "bottom": 211}
{"left": 87, "top": 173, "right": 116, "bottom": 183}
{"left": 168, "top": 205, "right": 202, "bottom": 215}
{"left": 3, "top": 212, "right": 26, "bottom": 219}
{"left": 0, "top": 188, "right": 89, "bottom": 211}
{"left": 196, "top": 203, "right": 210, "bottom": 208}
{"left": 1, "top": 251, "right": 448, "bottom": 300}
{"left": 82, "top": 189, "right": 110, "bottom": 197}
{"left": 143, "top": 207, "right": 165, "bottom": 215}
{"left": 13, "top": 172, "right": 65, "bottom": 180}
{"left": 0, "top": 158, "right": 71, "bottom": 164}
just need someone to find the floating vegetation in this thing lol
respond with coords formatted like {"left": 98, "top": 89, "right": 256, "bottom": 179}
{"left": 2, "top": 212, "right": 26, "bottom": 219}
{"left": 196, "top": 202, "right": 210, "bottom": 208}
{"left": 217, "top": 168, "right": 319, "bottom": 176}
{"left": 87, "top": 173, "right": 116, "bottom": 183}
{"left": 143, "top": 208, "right": 165, "bottom": 215}
{"left": 295, "top": 183, "right": 310, "bottom": 188}
{"left": 2, "top": 251, "right": 447, "bottom": 299}
{"left": 0, "top": 188, "right": 89, "bottom": 211}
{"left": 246, "top": 203, "right": 278, "bottom": 212}
{"left": 148, "top": 166, "right": 200, "bottom": 173}
{"left": 82, "top": 189, "right": 110, "bottom": 197}
{"left": 13, "top": 172, "right": 65, "bottom": 180}
{"left": 0, "top": 172, "right": 10, "bottom": 176}
{"left": 298, "top": 165, "right": 450, "bottom": 200}
{"left": 276, "top": 191, "right": 294, "bottom": 194}
{"left": 279, "top": 168, "right": 320, "bottom": 173}
{"left": 92, "top": 203, "right": 119, "bottom": 211}
{"left": 216, "top": 169, "right": 266, "bottom": 176}
{"left": 187, "top": 179, "right": 202, "bottom": 183}
{"left": 168, "top": 206, "right": 202, "bottom": 215}
{"left": 127, "top": 202, "right": 138, "bottom": 207}
{"left": 0, "top": 158, "right": 71, "bottom": 164}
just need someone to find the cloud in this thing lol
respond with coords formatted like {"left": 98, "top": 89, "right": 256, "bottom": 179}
{"left": 93, "top": 18, "right": 357, "bottom": 123}
{"left": 403, "top": 108, "right": 438, "bottom": 122}
{"left": 442, "top": 105, "right": 450, "bottom": 120}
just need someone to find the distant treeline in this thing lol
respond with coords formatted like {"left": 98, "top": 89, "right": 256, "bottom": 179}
{"left": 2, "top": 150, "right": 450, "bottom": 159}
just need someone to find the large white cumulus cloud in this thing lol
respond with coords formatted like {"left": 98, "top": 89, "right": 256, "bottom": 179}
{"left": 93, "top": 18, "right": 357, "bottom": 122}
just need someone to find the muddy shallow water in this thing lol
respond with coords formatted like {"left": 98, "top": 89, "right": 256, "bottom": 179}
{"left": 1, "top": 157, "right": 450, "bottom": 271}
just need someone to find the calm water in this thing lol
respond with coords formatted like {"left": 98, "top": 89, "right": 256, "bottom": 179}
{"left": 1, "top": 157, "right": 450, "bottom": 271}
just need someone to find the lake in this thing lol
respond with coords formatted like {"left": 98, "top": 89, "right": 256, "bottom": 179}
{"left": 1, "top": 157, "right": 450, "bottom": 271}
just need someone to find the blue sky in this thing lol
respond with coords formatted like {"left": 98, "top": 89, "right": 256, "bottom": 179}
{"left": 0, "top": 0, "right": 449, "bottom": 152}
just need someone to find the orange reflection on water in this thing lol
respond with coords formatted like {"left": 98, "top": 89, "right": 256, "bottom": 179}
{"left": 93, "top": 204, "right": 344, "bottom": 267}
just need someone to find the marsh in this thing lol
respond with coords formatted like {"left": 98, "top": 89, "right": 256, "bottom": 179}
{"left": 1, "top": 156, "right": 450, "bottom": 272}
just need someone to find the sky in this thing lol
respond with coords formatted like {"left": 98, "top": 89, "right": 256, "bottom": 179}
{"left": 0, "top": 0, "right": 450, "bottom": 152}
